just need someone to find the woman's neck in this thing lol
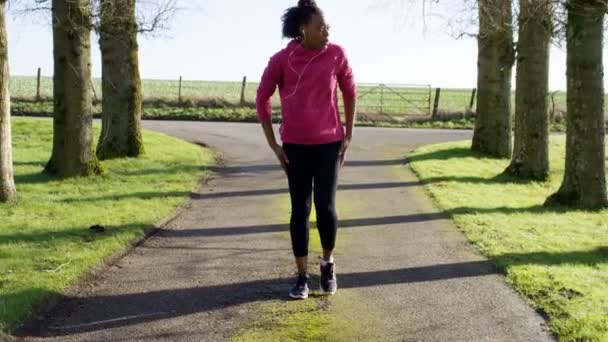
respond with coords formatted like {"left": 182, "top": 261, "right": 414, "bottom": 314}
{"left": 301, "top": 40, "right": 321, "bottom": 50}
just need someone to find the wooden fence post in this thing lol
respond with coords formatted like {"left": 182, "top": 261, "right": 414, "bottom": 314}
{"left": 428, "top": 85, "right": 432, "bottom": 116}
{"left": 380, "top": 84, "right": 385, "bottom": 115}
{"left": 178, "top": 76, "right": 182, "bottom": 103}
{"left": 468, "top": 88, "right": 477, "bottom": 116}
{"left": 36, "top": 67, "right": 42, "bottom": 101}
{"left": 240, "top": 76, "right": 247, "bottom": 105}
{"left": 432, "top": 88, "right": 441, "bottom": 119}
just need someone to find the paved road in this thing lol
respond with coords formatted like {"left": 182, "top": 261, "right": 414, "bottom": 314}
{"left": 17, "top": 121, "right": 553, "bottom": 341}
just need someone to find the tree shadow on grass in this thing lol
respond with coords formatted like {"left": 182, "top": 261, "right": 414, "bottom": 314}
{"left": 1, "top": 288, "right": 61, "bottom": 334}
{"left": 406, "top": 147, "right": 553, "bottom": 187}
{"left": 444, "top": 203, "right": 585, "bottom": 217}
{"left": 419, "top": 172, "right": 548, "bottom": 186}
{"left": 13, "top": 171, "right": 55, "bottom": 185}
{"left": 0, "top": 224, "right": 147, "bottom": 246}
{"left": 109, "top": 165, "right": 211, "bottom": 177}
{"left": 12, "top": 161, "right": 46, "bottom": 167}
{"left": 495, "top": 247, "right": 608, "bottom": 271}
{"left": 405, "top": 147, "right": 476, "bottom": 164}
{"left": 13, "top": 164, "right": 211, "bottom": 185}
{"left": 61, "top": 191, "right": 193, "bottom": 204}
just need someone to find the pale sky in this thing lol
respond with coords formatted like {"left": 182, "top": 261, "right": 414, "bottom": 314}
{"left": 6, "top": 0, "right": 602, "bottom": 91}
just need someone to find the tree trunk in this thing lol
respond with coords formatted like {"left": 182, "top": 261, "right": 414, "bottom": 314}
{"left": 96, "top": 0, "right": 144, "bottom": 160}
{"left": 45, "top": 0, "right": 102, "bottom": 177}
{"left": 503, "top": 0, "right": 552, "bottom": 180}
{"left": 471, "top": 0, "right": 515, "bottom": 158}
{"left": 0, "top": 0, "right": 16, "bottom": 202}
{"left": 545, "top": 0, "right": 607, "bottom": 209}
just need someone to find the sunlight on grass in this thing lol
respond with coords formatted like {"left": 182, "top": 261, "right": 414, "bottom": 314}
{"left": 408, "top": 138, "right": 608, "bottom": 342}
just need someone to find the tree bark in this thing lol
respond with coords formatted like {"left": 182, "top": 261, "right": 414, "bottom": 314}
{"left": 0, "top": 0, "right": 16, "bottom": 202}
{"left": 503, "top": 0, "right": 552, "bottom": 180}
{"left": 45, "top": 0, "right": 102, "bottom": 177}
{"left": 472, "top": 0, "right": 515, "bottom": 158}
{"left": 96, "top": 0, "right": 144, "bottom": 160}
{"left": 545, "top": 0, "right": 608, "bottom": 209}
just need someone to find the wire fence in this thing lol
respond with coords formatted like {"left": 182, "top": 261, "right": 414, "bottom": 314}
{"left": 10, "top": 70, "right": 575, "bottom": 121}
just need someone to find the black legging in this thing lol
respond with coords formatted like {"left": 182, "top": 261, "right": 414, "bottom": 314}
{"left": 283, "top": 141, "right": 341, "bottom": 258}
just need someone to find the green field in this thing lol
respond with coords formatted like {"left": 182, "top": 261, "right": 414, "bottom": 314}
{"left": 8, "top": 76, "right": 580, "bottom": 131}
{"left": 10, "top": 76, "right": 554, "bottom": 117}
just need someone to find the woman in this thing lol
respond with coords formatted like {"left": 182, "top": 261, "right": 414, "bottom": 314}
{"left": 256, "top": 0, "right": 357, "bottom": 299}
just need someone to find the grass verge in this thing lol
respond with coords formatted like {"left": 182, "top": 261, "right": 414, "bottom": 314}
{"left": 0, "top": 117, "right": 214, "bottom": 334}
{"left": 407, "top": 138, "right": 608, "bottom": 342}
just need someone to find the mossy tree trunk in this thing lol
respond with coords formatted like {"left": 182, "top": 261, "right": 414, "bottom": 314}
{"left": 0, "top": 0, "right": 16, "bottom": 202}
{"left": 503, "top": 0, "right": 552, "bottom": 180}
{"left": 45, "top": 0, "right": 102, "bottom": 177}
{"left": 96, "top": 0, "right": 144, "bottom": 160}
{"left": 545, "top": 0, "right": 608, "bottom": 209}
{"left": 472, "top": 0, "right": 515, "bottom": 158}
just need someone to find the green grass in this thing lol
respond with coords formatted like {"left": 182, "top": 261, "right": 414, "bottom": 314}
{"left": 0, "top": 117, "right": 214, "bottom": 334}
{"left": 232, "top": 293, "right": 378, "bottom": 342}
{"left": 233, "top": 298, "right": 340, "bottom": 341}
{"left": 407, "top": 138, "right": 608, "bottom": 342}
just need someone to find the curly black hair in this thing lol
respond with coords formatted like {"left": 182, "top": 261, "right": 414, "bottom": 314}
{"left": 282, "top": 0, "right": 323, "bottom": 39}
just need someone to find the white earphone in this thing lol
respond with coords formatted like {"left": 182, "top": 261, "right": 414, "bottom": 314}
{"left": 284, "top": 29, "right": 326, "bottom": 99}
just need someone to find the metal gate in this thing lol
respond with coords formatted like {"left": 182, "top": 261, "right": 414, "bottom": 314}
{"left": 355, "top": 83, "right": 432, "bottom": 118}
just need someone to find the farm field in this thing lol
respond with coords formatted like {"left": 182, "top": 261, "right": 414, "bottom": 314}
{"left": 10, "top": 76, "right": 572, "bottom": 117}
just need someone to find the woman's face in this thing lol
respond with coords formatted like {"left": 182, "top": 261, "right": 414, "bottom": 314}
{"left": 301, "top": 13, "right": 329, "bottom": 49}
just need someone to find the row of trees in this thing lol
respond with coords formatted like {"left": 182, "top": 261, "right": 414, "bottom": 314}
{"left": 472, "top": 0, "right": 607, "bottom": 209}
{"left": 1, "top": 0, "right": 607, "bottom": 210}
{"left": 0, "top": 0, "right": 175, "bottom": 202}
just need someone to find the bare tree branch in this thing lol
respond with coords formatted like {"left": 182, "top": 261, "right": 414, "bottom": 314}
{"left": 13, "top": 0, "right": 182, "bottom": 37}
{"left": 135, "top": 0, "right": 181, "bottom": 35}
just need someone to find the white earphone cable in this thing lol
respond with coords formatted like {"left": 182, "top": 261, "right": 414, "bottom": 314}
{"left": 284, "top": 40, "right": 326, "bottom": 99}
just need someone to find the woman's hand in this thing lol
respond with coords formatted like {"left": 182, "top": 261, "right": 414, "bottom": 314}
{"left": 271, "top": 143, "right": 290, "bottom": 172}
{"left": 339, "top": 135, "right": 351, "bottom": 167}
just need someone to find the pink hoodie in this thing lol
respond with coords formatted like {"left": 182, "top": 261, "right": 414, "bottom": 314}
{"left": 256, "top": 40, "right": 356, "bottom": 145}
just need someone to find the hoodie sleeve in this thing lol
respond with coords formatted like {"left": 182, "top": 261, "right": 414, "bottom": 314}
{"left": 256, "top": 54, "right": 282, "bottom": 122}
{"left": 337, "top": 47, "right": 356, "bottom": 101}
